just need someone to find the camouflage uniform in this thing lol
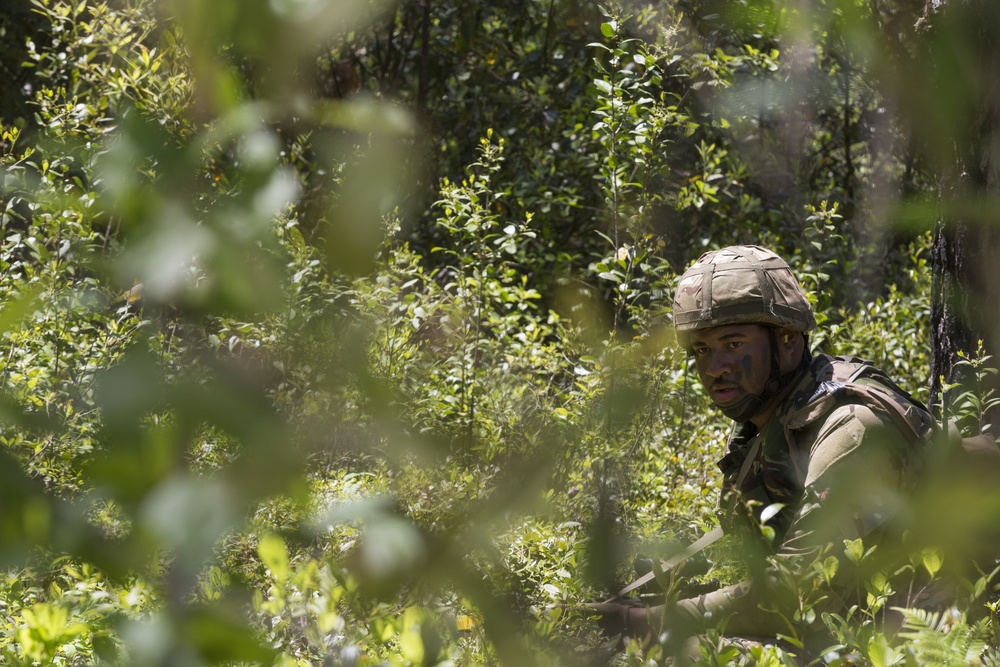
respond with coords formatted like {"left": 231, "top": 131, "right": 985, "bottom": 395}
{"left": 590, "top": 246, "right": 936, "bottom": 644}
{"left": 681, "top": 353, "right": 934, "bottom": 637}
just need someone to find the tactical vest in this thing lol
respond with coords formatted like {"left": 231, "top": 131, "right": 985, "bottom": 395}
{"left": 716, "top": 355, "right": 935, "bottom": 546}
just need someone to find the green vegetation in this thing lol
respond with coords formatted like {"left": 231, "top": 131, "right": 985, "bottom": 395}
{"left": 0, "top": 0, "right": 997, "bottom": 665}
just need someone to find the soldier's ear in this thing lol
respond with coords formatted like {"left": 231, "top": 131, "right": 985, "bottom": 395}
{"left": 775, "top": 327, "right": 796, "bottom": 347}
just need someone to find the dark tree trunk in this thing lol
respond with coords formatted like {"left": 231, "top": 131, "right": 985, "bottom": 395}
{"left": 929, "top": 223, "right": 1000, "bottom": 434}
{"left": 416, "top": 0, "right": 432, "bottom": 114}
{"left": 929, "top": 223, "right": 992, "bottom": 413}
{"left": 922, "top": 0, "right": 1000, "bottom": 433}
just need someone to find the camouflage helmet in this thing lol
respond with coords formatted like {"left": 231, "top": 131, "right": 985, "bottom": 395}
{"left": 673, "top": 245, "right": 815, "bottom": 345}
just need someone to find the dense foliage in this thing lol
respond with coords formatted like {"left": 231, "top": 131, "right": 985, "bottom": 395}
{"left": 0, "top": 0, "right": 997, "bottom": 665}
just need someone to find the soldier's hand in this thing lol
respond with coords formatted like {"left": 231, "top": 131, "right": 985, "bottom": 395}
{"left": 584, "top": 600, "right": 653, "bottom": 640}
{"left": 632, "top": 552, "right": 711, "bottom": 594}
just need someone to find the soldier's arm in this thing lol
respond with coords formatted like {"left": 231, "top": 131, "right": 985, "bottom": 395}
{"left": 670, "top": 403, "right": 915, "bottom": 636}
{"left": 779, "top": 401, "right": 913, "bottom": 560}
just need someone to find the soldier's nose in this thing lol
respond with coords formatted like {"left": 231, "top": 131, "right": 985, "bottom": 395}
{"left": 706, "top": 353, "right": 732, "bottom": 378}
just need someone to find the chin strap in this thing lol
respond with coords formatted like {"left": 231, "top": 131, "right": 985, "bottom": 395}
{"left": 720, "top": 330, "right": 810, "bottom": 423}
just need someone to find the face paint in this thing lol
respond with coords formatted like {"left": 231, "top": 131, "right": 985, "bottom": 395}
{"left": 691, "top": 325, "right": 773, "bottom": 413}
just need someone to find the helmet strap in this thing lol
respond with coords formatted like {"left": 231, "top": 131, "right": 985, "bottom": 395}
{"left": 719, "top": 391, "right": 766, "bottom": 423}
{"left": 764, "top": 327, "right": 783, "bottom": 394}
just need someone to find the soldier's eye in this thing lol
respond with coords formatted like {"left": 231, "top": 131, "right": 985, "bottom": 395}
{"left": 727, "top": 341, "right": 743, "bottom": 350}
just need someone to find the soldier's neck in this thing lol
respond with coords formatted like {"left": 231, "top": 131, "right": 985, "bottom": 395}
{"left": 748, "top": 359, "right": 811, "bottom": 428}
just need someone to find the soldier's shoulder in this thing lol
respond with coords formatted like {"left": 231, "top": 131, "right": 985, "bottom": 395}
{"left": 810, "top": 401, "right": 887, "bottom": 445}
{"left": 779, "top": 354, "right": 912, "bottom": 430}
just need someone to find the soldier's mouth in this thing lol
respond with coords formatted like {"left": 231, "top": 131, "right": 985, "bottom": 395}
{"left": 710, "top": 384, "right": 741, "bottom": 404}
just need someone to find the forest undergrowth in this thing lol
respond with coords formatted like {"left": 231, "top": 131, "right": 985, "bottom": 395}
{"left": 0, "top": 0, "right": 997, "bottom": 665}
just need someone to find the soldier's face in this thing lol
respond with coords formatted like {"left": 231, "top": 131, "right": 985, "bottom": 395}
{"left": 690, "top": 324, "right": 772, "bottom": 411}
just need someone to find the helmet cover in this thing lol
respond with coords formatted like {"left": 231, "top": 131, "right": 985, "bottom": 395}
{"left": 673, "top": 245, "right": 815, "bottom": 347}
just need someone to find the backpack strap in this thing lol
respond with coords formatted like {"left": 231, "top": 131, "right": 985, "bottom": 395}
{"left": 841, "top": 380, "right": 933, "bottom": 445}
{"left": 601, "top": 526, "right": 725, "bottom": 603}
{"left": 783, "top": 356, "right": 933, "bottom": 447}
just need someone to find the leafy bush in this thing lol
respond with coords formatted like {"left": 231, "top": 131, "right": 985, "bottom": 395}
{"left": 1, "top": 0, "right": 998, "bottom": 666}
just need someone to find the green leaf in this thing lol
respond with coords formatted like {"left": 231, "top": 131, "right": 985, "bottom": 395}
{"left": 399, "top": 607, "right": 425, "bottom": 663}
{"left": 257, "top": 533, "right": 290, "bottom": 584}
{"left": 866, "top": 634, "right": 902, "bottom": 667}
{"left": 844, "top": 538, "right": 864, "bottom": 564}
{"left": 593, "top": 79, "right": 613, "bottom": 95}
{"left": 920, "top": 547, "right": 943, "bottom": 578}
{"left": 819, "top": 556, "right": 839, "bottom": 585}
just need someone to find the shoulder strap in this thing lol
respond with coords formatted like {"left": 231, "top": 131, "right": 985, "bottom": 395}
{"left": 843, "top": 380, "right": 931, "bottom": 443}
{"left": 601, "top": 526, "right": 725, "bottom": 603}
{"left": 784, "top": 356, "right": 932, "bottom": 445}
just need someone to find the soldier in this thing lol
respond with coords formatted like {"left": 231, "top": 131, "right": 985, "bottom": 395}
{"left": 589, "top": 245, "right": 938, "bottom": 654}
